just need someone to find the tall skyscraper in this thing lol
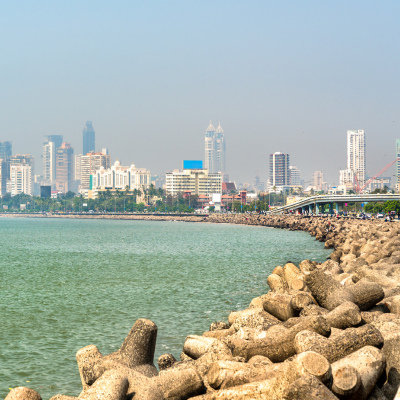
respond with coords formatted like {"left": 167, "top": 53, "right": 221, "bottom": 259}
{"left": 83, "top": 121, "right": 95, "bottom": 155}
{"left": 396, "top": 139, "right": 400, "bottom": 187}
{"left": 0, "top": 160, "right": 9, "bottom": 196}
{"left": 347, "top": 130, "right": 366, "bottom": 187}
{"left": 0, "top": 141, "right": 12, "bottom": 160}
{"left": 43, "top": 135, "right": 63, "bottom": 184}
{"left": 56, "top": 143, "right": 74, "bottom": 192}
{"left": 269, "top": 152, "right": 290, "bottom": 188}
{"left": 204, "top": 121, "right": 226, "bottom": 174}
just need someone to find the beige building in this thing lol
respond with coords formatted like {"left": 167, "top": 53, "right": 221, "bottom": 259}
{"left": 90, "top": 160, "right": 151, "bottom": 198}
{"left": 78, "top": 151, "right": 111, "bottom": 190}
{"left": 339, "top": 168, "right": 354, "bottom": 190}
{"left": 11, "top": 165, "right": 32, "bottom": 195}
{"left": 166, "top": 169, "right": 222, "bottom": 196}
{"left": 311, "top": 171, "right": 327, "bottom": 191}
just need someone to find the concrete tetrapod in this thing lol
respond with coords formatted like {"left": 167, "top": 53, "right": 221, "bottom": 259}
{"left": 76, "top": 319, "right": 158, "bottom": 389}
{"left": 231, "top": 316, "right": 330, "bottom": 362}
{"left": 282, "top": 374, "right": 339, "bottom": 400}
{"left": 324, "top": 301, "right": 362, "bottom": 329}
{"left": 190, "top": 351, "right": 331, "bottom": 400}
{"left": 262, "top": 292, "right": 298, "bottom": 321}
{"left": 330, "top": 346, "right": 386, "bottom": 400}
{"left": 305, "top": 271, "right": 384, "bottom": 311}
{"left": 331, "top": 365, "right": 361, "bottom": 397}
{"left": 79, "top": 370, "right": 129, "bottom": 400}
{"left": 294, "top": 324, "right": 384, "bottom": 363}
{"left": 183, "top": 336, "right": 232, "bottom": 360}
{"left": 5, "top": 387, "right": 42, "bottom": 400}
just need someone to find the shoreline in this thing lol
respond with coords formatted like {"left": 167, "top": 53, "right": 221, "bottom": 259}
{"left": 7, "top": 214, "right": 400, "bottom": 400}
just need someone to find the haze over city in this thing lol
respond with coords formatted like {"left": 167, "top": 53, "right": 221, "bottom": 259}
{"left": 1, "top": 0, "right": 400, "bottom": 185}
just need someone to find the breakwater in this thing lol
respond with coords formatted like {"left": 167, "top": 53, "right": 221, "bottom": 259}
{"left": 6, "top": 214, "right": 400, "bottom": 400}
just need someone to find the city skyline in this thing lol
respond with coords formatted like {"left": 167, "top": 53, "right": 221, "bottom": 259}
{"left": 2, "top": 1, "right": 399, "bottom": 185}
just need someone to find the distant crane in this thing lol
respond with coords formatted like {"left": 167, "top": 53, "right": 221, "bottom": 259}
{"left": 354, "top": 158, "right": 399, "bottom": 193}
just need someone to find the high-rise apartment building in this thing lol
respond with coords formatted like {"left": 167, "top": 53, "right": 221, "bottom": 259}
{"left": 11, "top": 165, "right": 32, "bottom": 195}
{"left": 347, "top": 130, "right": 366, "bottom": 187}
{"left": 312, "top": 171, "right": 326, "bottom": 191}
{"left": 339, "top": 169, "right": 354, "bottom": 189}
{"left": 205, "top": 122, "right": 226, "bottom": 174}
{"left": 10, "top": 154, "right": 35, "bottom": 177}
{"left": 56, "top": 143, "right": 74, "bottom": 192}
{"left": 43, "top": 135, "right": 63, "bottom": 184}
{"left": 83, "top": 121, "right": 95, "bottom": 155}
{"left": 0, "top": 141, "right": 12, "bottom": 160}
{"left": 396, "top": 140, "right": 400, "bottom": 187}
{"left": 0, "top": 160, "right": 9, "bottom": 196}
{"left": 289, "top": 166, "right": 301, "bottom": 187}
{"left": 79, "top": 151, "right": 111, "bottom": 189}
{"left": 269, "top": 152, "right": 290, "bottom": 187}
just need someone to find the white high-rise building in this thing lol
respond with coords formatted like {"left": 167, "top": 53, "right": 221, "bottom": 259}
{"left": 205, "top": 122, "right": 226, "bottom": 174}
{"left": 42, "top": 142, "right": 56, "bottom": 183}
{"left": 289, "top": 166, "right": 301, "bottom": 186}
{"left": 339, "top": 169, "right": 354, "bottom": 189}
{"left": 11, "top": 165, "right": 32, "bottom": 195}
{"left": 347, "top": 130, "right": 366, "bottom": 187}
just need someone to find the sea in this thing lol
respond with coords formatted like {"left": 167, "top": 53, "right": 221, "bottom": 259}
{"left": 0, "top": 217, "right": 331, "bottom": 399}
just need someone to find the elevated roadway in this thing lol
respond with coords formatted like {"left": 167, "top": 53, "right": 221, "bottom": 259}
{"left": 270, "top": 194, "right": 400, "bottom": 214}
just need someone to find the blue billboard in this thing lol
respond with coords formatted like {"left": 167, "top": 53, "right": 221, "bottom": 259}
{"left": 183, "top": 160, "right": 203, "bottom": 170}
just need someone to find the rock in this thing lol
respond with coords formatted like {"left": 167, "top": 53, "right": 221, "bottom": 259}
{"left": 331, "top": 366, "right": 361, "bottom": 397}
{"left": 210, "top": 322, "right": 230, "bottom": 331}
{"left": 324, "top": 301, "right": 362, "bottom": 329}
{"left": 5, "top": 388, "right": 42, "bottom": 400}
{"left": 158, "top": 353, "right": 177, "bottom": 371}
{"left": 183, "top": 335, "right": 232, "bottom": 359}
{"left": 262, "top": 292, "right": 298, "bottom": 321}
{"left": 294, "top": 324, "right": 384, "bottom": 363}
{"left": 282, "top": 374, "right": 339, "bottom": 400}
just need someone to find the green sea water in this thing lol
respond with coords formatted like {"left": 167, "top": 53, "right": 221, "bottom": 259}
{"left": 0, "top": 218, "right": 331, "bottom": 399}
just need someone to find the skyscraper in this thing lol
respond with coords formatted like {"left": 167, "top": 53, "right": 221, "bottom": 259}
{"left": 396, "top": 139, "right": 400, "bottom": 187}
{"left": 269, "top": 152, "right": 290, "bottom": 188}
{"left": 79, "top": 150, "right": 111, "bottom": 190}
{"left": 11, "top": 165, "right": 32, "bottom": 195}
{"left": 204, "top": 121, "right": 226, "bottom": 174}
{"left": 347, "top": 130, "right": 366, "bottom": 187}
{"left": 311, "top": 171, "right": 326, "bottom": 191}
{"left": 83, "top": 121, "right": 95, "bottom": 155}
{"left": 43, "top": 135, "right": 63, "bottom": 184}
{"left": 10, "top": 154, "right": 35, "bottom": 177}
{"left": 56, "top": 143, "right": 74, "bottom": 192}
{"left": 0, "top": 141, "right": 12, "bottom": 160}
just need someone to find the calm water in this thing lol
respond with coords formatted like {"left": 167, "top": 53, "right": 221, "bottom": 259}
{"left": 0, "top": 218, "right": 330, "bottom": 399}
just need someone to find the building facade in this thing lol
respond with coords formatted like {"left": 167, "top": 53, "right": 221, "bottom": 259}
{"left": 166, "top": 169, "right": 222, "bottom": 196}
{"left": 396, "top": 140, "right": 400, "bottom": 187}
{"left": 78, "top": 151, "right": 111, "bottom": 190}
{"left": 0, "top": 141, "right": 12, "bottom": 160}
{"left": 42, "top": 135, "right": 63, "bottom": 184}
{"left": 269, "top": 152, "right": 290, "bottom": 188}
{"left": 10, "top": 154, "right": 35, "bottom": 177}
{"left": 55, "top": 143, "right": 74, "bottom": 192}
{"left": 205, "top": 122, "right": 226, "bottom": 174}
{"left": 83, "top": 121, "right": 95, "bottom": 155}
{"left": 289, "top": 166, "right": 301, "bottom": 187}
{"left": 339, "top": 168, "right": 354, "bottom": 189}
{"left": 347, "top": 130, "right": 366, "bottom": 187}
{"left": 91, "top": 160, "right": 151, "bottom": 196}
{"left": 11, "top": 165, "right": 32, "bottom": 195}
{"left": 0, "top": 160, "right": 9, "bottom": 196}
{"left": 311, "top": 171, "right": 326, "bottom": 191}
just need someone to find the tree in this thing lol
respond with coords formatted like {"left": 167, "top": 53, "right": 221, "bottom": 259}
{"left": 384, "top": 200, "right": 400, "bottom": 217}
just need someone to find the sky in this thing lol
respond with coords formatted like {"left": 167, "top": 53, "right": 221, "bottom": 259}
{"left": 1, "top": 0, "right": 400, "bottom": 186}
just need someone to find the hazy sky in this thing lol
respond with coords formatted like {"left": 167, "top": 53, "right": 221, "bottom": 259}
{"left": 1, "top": 0, "right": 399, "bottom": 185}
